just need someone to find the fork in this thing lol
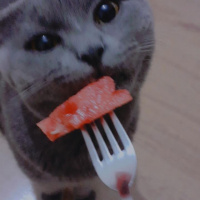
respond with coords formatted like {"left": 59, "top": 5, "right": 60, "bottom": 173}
{"left": 81, "top": 111, "right": 137, "bottom": 200}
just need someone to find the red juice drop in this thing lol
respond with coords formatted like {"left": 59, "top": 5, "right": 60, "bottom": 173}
{"left": 116, "top": 173, "right": 131, "bottom": 198}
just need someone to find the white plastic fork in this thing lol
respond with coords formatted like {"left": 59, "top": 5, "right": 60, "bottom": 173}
{"left": 81, "top": 111, "right": 137, "bottom": 200}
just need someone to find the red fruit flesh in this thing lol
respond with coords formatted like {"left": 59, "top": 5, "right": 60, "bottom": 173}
{"left": 37, "top": 76, "right": 133, "bottom": 141}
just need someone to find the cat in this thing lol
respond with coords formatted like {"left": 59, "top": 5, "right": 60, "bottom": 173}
{"left": 0, "top": 0, "right": 154, "bottom": 199}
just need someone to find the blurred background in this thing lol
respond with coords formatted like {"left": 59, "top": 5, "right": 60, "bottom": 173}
{"left": 0, "top": 0, "right": 200, "bottom": 199}
{"left": 134, "top": 0, "right": 200, "bottom": 199}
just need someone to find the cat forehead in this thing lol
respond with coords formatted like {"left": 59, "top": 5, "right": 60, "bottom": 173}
{"left": 23, "top": 0, "right": 99, "bottom": 30}
{"left": 30, "top": 0, "right": 95, "bottom": 12}
{"left": 28, "top": 0, "right": 97, "bottom": 17}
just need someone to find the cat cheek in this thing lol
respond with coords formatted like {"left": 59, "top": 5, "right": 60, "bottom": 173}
{"left": 0, "top": 49, "right": 20, "bottom": 89}
{"left": 0, "top": 48, "right": 10, "bottom": 77}
{"left": 101, "top": 36, "right": 125, "bottom": 66}
{"left": 102, "top": 50, "right": 122, "bottom": 67}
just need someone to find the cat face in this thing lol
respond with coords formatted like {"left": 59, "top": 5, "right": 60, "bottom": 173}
{"left": 0, "top": 0, "right": 154, "bottom": 179}
{"left": 0, "top": 0, "right": 154, "bottom": 119}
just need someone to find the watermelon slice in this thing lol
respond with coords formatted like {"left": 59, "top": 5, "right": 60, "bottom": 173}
{"left": 37, "top": 76, "right": 133, "bottom": 141}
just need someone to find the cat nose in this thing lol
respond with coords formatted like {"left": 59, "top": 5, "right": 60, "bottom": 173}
{"left": 81, "top": 47, "right": 104, "bottom": 67}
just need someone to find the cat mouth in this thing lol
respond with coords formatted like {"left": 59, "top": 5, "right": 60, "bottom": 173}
{"left": 92, "top": 65, "right": 134, "bottom": 89}
{"left": 27, "top": 64, "right": 134, "bottom": 122}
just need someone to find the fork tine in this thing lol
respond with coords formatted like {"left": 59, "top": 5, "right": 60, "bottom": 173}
{"left": 101, "top": 118, "right": 121, "bottom": 154}
{"left": 91, "top": 122, "right": 112, "bottom": 160}
{"left": 110, "top": 112, "right": 133, "bottom": 149}
{"left": 81, "top": 127, "right": 101, "bottom": 166}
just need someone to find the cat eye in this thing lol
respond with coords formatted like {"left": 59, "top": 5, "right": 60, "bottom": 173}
{"left": 25, "top": 33, "right": 61, "bottom": 52}
{"left": 94, "top": 0, "right": 119, "bottom": 23}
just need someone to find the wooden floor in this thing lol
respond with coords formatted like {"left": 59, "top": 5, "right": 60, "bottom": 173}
{"left": 133, "top": 0, "right": 200, "bottom": 199}
{"left": 0, "top": 0, "right": 200, "bottom": 200}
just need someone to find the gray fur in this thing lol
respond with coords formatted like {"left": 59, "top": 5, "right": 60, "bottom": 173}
{"left": 0, "top": 0, "right": 154, "bottom": 199}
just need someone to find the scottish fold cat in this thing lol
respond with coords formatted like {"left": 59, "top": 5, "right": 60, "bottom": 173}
{"left": 0, "top": 0, "right": 154, "bottom": 199}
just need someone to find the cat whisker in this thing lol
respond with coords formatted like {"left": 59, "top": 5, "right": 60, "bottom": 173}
{"left": 140, "top": 41, "right": 154, "bottom": 45}
{"left": 12, "top": 76, "right": 57, "bottom": 101}
{"left": 140, "top": 42, "right": 154, "bottom": 47}
{"left": 7, "top": 78, "right": 53, "bottom": 109}
{"left": 140, "top": 50, "right": 153, "bottom": 53}
{"left": 140, "top": 43, "right": 155, "bottom": 50}
{"left": 140, "top": 38, "right": 155, "bottom": 44}
{"left": 139, "top": 44, "right": 154, "bottom": 53}
{"left": 140, "top": 44, "right": 154, "bottom": 48}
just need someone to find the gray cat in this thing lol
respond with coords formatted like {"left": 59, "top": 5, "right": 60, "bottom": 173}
{"left": 0, "top": 0, "right": 154, "bottom": 199}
